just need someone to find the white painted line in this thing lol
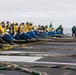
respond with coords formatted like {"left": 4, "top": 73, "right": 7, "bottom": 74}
{"left": 0, "top": 51, "right": 72, "bottom": 57}
{"left": 0, "top": 56, "right": 76, "bottom": 66}
{"left": 0, "top": 51, "right": 27, "bottom": 53}
{"left": 22, "top": 46, "right": 33, "bottom": 49}
{"left": 0, "top": 56, "right": 42, "bottom": 62}
{"left": 0, "top": 51, "right": 51, "bottom": 54}
{"left": 0, "top": 51, "right": 45, "bottom": 53}
{"left": 31, "top": 61, "right": 76, "bottom": 66}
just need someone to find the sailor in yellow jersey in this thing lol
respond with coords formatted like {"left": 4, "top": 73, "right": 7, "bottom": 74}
{"left": 28, "top": 22, "right": 34, "bottom": 32}
{"left": 0, "top": 24, "right": 5, "bottom": 34}
{"left": 13, "top": 23, "right": 20, "bottom": 40}
{"left": 19, "top": 23, "right": 25, "bottom": 33}
{"left": 0, "top": 21, "right": 7, "bottom": 35}
{"left": 14, "top": 23, "right": 19, "bottom": 33}
{"left": 4, "top": 21, "right": 13, "bottom": 34}
{"left": 28, "top": 22, "right": 38, "bottom": 38}
{"left": 0, "top": 22, "right": 8, "bottom": 44}
{"left": 24, "top": 22, "right": 29, "bottom": 32}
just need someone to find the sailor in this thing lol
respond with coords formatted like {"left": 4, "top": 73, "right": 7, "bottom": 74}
{"left": 10, "top": 23, "right": 15, "bottom": 35}
{"left": 19, "top": 23, "right": 25, "bottom": 33}
{"left": 24, "top": 22, "right": 29, "bottom": 32}
{"left": 28, "top": 22, "right": 34, "bottom": 32}
{"left": 56, "top": 25, "right": 63, "bottom": 34}
{"left": 28, "top": 22, "right": 38, "bottom": 38}
{"left": 5, "top": 21, "right": 13, "bottom": 34}
{"left": 0, "top": 21, "right": 6, "bottom": 32}
{"left": 0, "top": 23, "right": 5, "bottom": 34}
{"left": 0, "top": 23, "right": 8, "bottom": 44}
{"left": 48, "top": 22, "right": 54, "bottom": 32}
{"left": 13, "top": 23, "right": 19, "bottom": 40}
{"left": 72, "top": 26, "right": 76, "bottom": 37}
{"left": 14, "top": 23, "right": 19, "bottom": 33}
{"left": 36, "top": 25, "right": 42, "bottom": 32}
{"left": 45, "top": 25, "right": 48, "bottom": 32}
{"left": 5, "top": 21, "right": 10, "bottom": 30}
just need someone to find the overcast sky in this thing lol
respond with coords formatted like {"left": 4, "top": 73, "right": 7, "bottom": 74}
{"left": 0, "top": 0, "right": 76, "bottom": 28}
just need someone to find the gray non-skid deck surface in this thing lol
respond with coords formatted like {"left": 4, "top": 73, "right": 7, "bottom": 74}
{"left": 37, "top": 56, "right": 76, "bottom": 63}
{"left": 0, "top": 42, "right": 76, "bottom": 75}
{"left": 8, "top": 42, "right": 76, "bottom": 54}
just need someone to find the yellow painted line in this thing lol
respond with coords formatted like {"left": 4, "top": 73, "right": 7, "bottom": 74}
{"left": 18, "top": 42, "right": 42, "bottom": 47}
{"left": 0, "top": 46, "right": 14, "bottom": 50}
{"left": 19, "top": 44, "right": 29, "bottom": 47}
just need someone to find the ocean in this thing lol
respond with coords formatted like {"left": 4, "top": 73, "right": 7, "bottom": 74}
{"left": 63, "top": 28, "right": 72, "bottom": 34}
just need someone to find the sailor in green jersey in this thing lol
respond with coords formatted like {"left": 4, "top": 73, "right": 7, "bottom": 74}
{"left": 72, "top": 26, "right": 76, "bottom": 37}
{"left": 56, "top": 25, "right": 63, "bottom": 34}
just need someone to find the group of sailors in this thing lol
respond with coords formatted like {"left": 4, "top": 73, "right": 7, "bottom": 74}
{"left": 0, "top": 21, "right": 63, "bottom": 45}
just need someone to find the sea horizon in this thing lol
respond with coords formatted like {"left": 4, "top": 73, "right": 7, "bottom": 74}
{"left": 63, "top": 28, "right": 72, "bottom": 34}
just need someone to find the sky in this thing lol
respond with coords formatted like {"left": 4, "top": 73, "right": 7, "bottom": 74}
{"left": 0, "top": 0, "right": 76, "bottom": 28}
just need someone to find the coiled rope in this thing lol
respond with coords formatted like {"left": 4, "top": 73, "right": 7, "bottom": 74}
{"left": 0, "top": 61, "right": 47, "bottom": 75}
